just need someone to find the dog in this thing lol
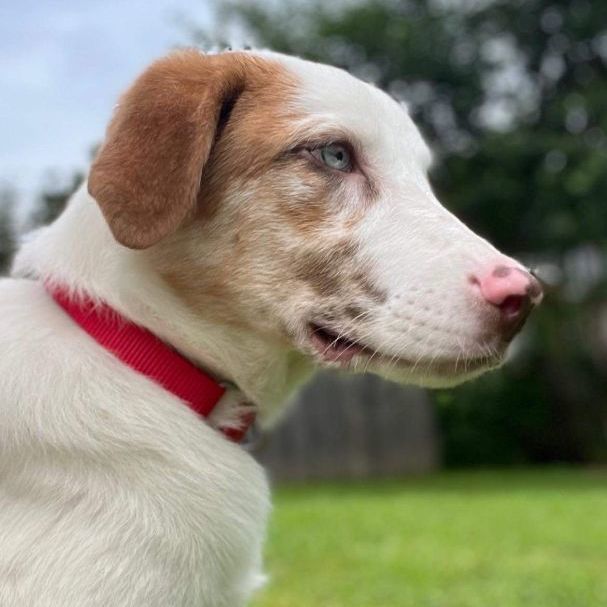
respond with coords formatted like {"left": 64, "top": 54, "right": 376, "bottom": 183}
{"left": 0, "top": 49, "right": 542, "bottom": 606}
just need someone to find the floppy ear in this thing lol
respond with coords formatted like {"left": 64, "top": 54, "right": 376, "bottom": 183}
{"left": 88, "top": 50, "right": 247, "bottom": 249}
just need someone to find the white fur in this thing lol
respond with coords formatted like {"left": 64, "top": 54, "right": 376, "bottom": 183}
{"left": 1, "top": 50, "right": 529, "bottom": 606}
{"left": 0, "top": 277, "right": 269, "bottom": 607}
{"left": 266, "top": 51, "right": 527, "bottom": 385}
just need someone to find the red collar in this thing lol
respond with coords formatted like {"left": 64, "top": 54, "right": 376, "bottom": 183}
{"left": 47, "top": 285, "right": 253, "bottom": 443}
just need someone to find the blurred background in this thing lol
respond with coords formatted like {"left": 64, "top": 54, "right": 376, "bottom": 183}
{"left": 2, "top": 1, "right": 606, "bottom": 605}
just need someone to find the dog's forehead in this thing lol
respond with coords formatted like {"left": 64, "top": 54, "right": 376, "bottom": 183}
{"left": 256, "top": 50, "right": 432, "bottom": 170}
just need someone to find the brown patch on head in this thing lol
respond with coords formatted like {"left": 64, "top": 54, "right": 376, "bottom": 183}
{"left": 343, "top": 304, "right": 366, "bottom": 320}
{"left": 292, "top": 238, "right": 385, "bottom": 327}
{"left": 200, "top": 111, "right": 345, "bottom": 237}
{"left": 103, "top": 49, "right": 386, "bottom": 341}
{"left": 354, "top": 271, "right": 388, "bottom": 304}
{"left": 293, "top": 241, "right": 359, "bottom": 297}
{"left": 266, "top": 163, "right": 337, "bottom": 234}
{"left": 201, "top": 98, "right": 380, "bottom": 238}
{"left": 88, "top": 49, "right": 297, "bottom": 249}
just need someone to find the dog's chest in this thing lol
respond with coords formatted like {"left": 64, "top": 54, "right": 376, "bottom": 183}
{"left": 0, "top": 279, "right": 270, "bottom": 605}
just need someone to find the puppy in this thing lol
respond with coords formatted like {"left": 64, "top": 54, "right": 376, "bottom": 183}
{"left": 0, "top": 49, "right": 542, "bottom": 606}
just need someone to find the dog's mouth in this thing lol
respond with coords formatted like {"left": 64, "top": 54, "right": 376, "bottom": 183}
{"left": 308, "top": 323, "right": 371, "bottom": 363}
{"left": 306, "top": 321, "right": 502, "bottom": 377}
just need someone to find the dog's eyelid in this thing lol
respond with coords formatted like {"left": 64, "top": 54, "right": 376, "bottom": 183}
{"left": 286, "top": 128, "right": 358, "bottom": 151}
{"left": 307, "top": 138, "right": 355, "bottom": 156}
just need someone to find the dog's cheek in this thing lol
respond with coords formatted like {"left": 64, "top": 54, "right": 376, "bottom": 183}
{"left": 147, "top": 165, "right": 375, "bottom": 338}
{"left": 232, "top": 170, "right": 382, "bottom": 325}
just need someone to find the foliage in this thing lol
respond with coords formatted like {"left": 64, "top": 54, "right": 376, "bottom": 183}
{"left": 1, "top": 0, "right": 605, "bottom": 465}
{"left": 0, "top": 175, "right": 81, "bottom": 278}
{"left": 255, "top": 470, "right": 607, "bottom": 607}
{"left": 28, "top": 173, "right": 84, "bottom": 229}
{"left": 0, "top": 186, "right": 16, "bottom": 274}
{"left": 207, "top": 0, "right": 607, "bottom": 465}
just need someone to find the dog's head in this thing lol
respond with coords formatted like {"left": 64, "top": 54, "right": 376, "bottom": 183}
{"left": 89, "top": 49, "right": 542, "bottom": 388}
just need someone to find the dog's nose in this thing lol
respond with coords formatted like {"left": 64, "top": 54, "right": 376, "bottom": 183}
{"left": 470, "top": 264, "right": 543, "bottom": 338}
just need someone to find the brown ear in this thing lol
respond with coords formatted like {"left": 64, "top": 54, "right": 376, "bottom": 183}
{"left": 88, "top": 50, "right": 247, "bottom": 249}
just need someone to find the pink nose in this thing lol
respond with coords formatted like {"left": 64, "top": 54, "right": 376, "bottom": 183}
{"left": 470, "top": 265, "right": 543, "bottom": 336}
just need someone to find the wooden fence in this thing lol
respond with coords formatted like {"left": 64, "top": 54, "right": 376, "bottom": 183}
{"left": 254, "top": 371, "right": 439, "bottom": 481}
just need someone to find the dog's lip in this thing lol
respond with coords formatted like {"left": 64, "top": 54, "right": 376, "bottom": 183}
{"left": 308, "top": 322, "right": 371, "bottom": 363}
{"left": 306, "top": 321, "right": 502, "bottom": 374}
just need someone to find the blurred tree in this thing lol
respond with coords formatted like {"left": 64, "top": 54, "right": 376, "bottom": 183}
{"left": 28, "top": 172, "right": 84, "bottom": 229}
{"left": 0, "top": 186, "right": 16, "bottom": 274}
{"left": 0, "top": 173, "right": 82, "bottom": 276}
{"left": 197, "top": 0, "right": 607, "bottom": 464}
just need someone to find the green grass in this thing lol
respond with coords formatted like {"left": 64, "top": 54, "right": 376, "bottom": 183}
{"left": 253, "top": 469, "right": 607, "bottom": 607}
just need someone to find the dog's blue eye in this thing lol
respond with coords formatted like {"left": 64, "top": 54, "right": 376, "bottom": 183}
{"left": 318, "top": 144, "right": 352, "bottom": 172}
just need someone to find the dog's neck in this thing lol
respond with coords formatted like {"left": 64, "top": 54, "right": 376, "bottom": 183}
{"left": 12, "top": 183, "right": 314, "bottom": 426}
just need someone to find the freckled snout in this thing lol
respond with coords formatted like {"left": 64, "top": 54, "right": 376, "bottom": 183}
{"left": 470, "top": 264, "right": 543, "bottom": 340}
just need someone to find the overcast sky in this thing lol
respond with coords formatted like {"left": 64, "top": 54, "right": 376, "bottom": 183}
{"left": 0, "top": 0, "right": 215, "bottom": 207}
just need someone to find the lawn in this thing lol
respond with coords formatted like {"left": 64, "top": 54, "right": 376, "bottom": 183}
{"left": 252, "top": 469, "right": 607, "bottom": 607}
